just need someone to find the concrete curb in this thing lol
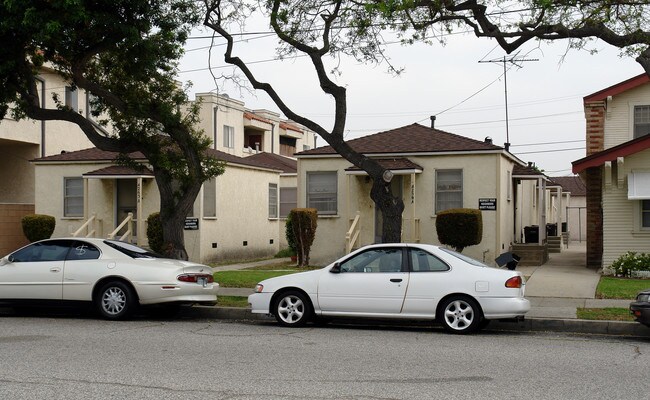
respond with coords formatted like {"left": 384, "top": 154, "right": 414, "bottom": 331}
{"left": 186, "top": 306, "right": 650, "bottom": 336}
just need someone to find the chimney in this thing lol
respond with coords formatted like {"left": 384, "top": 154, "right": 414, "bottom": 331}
{"left": 484, "top": 136, "right": 492, "bottom": 145}
{"left": 430, "top": 116, "right": 436, "bottom": 129}
{"left": 504, "top": 142, "right": 510, "bottom": 152}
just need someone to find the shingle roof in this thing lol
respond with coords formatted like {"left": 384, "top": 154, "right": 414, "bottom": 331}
{"left": 296, "top": 123, "right": 502, "bottom": 156}
{"left": 246, "top": 152, "right": 297, "bottom": 174}
{"left": 83, "top": 166, "right": 154, "bottom": 177}
{"left": 512, "top": 164, "right": 547, "bottom": 178}
{"left": 550, "top": 176, "right": 586, "bottom": 196}
{"left": 344, "top": 158, "right": 423, "bottom": 172}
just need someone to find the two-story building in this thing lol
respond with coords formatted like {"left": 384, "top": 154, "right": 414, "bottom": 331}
{"left": 572, "top": 72, "right": 650, "bottom": 271}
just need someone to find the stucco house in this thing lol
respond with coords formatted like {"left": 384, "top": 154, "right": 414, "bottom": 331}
{"left": 295, "top": 123, "right": 559, "bottom": 266}
{"left": 572, "top": 72, "right": 650, "bottom": 270}
{"left": 550, "top": 176, "right": 587, "bottom": 243}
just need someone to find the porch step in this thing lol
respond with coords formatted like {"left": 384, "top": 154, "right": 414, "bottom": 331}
{"left": 547, "top": 236, "right": 562, "bottom": 253}
{"left": 511, "top": 243, "right": 549, "bottom": 267}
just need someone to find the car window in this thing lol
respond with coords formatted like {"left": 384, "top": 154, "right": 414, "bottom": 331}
{"left": 103, "top": 240, "right": 162, "bottom": 259}
{"left": 10, "top": 240, "right": 72, "bottom": 262}
{"left": 67, "top": 241, "right": 101, "bottom": 261}
{"left": 339, "top": 248, "right": 403, "bottom": 273}
{"left": 409, "top": 249, "right": 450, "bottom": 272}
{"left": 439, "top": 248, "right": 488, "bottom": 267}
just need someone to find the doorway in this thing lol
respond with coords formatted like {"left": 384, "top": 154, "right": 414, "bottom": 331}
{"left": 116, "top": 179, "right": 137, "bottom": 239}
{"left": 374, "top": 176, "right": 403, "bottom": 243}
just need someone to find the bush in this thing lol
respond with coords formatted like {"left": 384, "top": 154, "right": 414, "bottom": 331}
{"left": 435, "top": 208, "right": 482, "bottom": 253}
{"left": 288, "top": 208, "right": 318, "bottom": 267}
{"left": 21, "top": 214, "right": 55, "bottom": 242}
{"left": 285, "top": 214, "right": 297, "bottom": 256}
{"left": 275, "top": 248, "right": 295, "bottom": 258}
{"left": 610, "top": 252, "right": 650, "bottom": 277}
{"left": 146, "top": 212, "right": 164, "bottom": 254}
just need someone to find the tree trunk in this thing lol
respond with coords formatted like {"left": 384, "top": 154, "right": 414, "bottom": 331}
{"left": 370, "top": 178, "right": 404, "bottom": 243}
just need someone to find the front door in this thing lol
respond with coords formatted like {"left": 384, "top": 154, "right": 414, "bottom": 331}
{"left": 374, "top": 176, "right": 403, "bottom": 243}
{"left": 317, "top": 247, "right": 408, "bottom": 315}
{"left": 116, "top": 179, "right": 137, "bottom": 239}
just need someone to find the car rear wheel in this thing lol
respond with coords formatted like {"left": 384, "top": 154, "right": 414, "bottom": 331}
{"left": 273, "top": 290, "right": 312, "bottom": 327}
{"left": 95, "top": 281, "right": 136, "bottom": 320}
{"left": 439, "top": 296, "right": 482, "bottom": 334}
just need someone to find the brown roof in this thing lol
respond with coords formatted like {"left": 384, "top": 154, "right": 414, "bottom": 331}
{"left": 34, "top": 147, "right": 284, "bottom": 172}
{"left": 550, "top": 176, "right": 586, "bottom": 196}
{"left": 297, "top": 123, "right": 502, "bottom": 156}
{"left": 244, "top": 112, "right": 272, "bottom": 125}
{"left": 512, "top": 164, "right": 547, "bottom": 178}
{"left": 84, "top": 166, "right": 154, "bottom": 177}
{"left": 345, "top": 158, "right": 423, "bottom": 172}
{"left": 246, "top": 152, "right": 297, "bottom": 174}
{"left": 584, "top": 73, "right": 649, "bottom": 102}
{"left": 279, "top": 122, "right": 303, "bottom": 133}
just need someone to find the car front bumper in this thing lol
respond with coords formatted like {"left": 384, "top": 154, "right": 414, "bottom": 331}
{"left": 249, "top": 292, "right": 274, "bottom": 314}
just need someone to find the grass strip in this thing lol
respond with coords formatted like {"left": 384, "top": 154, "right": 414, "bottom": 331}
{"left": 214, "top": 270, "right": 297, "bottom": 288}
{"left": 596, "top": 277, "right": 650, "bottom": 300}
{"left": 217, "top": 296, "right": 249, "bottom": 308}
{"left": 576, "top": 307, "right": 634, "bottom": 322}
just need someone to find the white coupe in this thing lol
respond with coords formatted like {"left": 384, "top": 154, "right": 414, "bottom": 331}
{"left": 249, "top": 244, "right": 530, "bottom": 334}
{"left": 0, "top": 238, "right": 218, "bottom": 319}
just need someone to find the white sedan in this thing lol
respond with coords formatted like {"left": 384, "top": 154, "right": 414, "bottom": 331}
{"left": 0, "top": 238, "right": 218, "bottom": 319}
{"left": 249, "top": 244, "right": 530, "bottom": 334}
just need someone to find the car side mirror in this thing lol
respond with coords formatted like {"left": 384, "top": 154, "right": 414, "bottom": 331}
{"left": 330, "top": 263, "right": 341, "bottom": 274}
{"left": 0, "top": 256, "right": 11, "bottom": 266}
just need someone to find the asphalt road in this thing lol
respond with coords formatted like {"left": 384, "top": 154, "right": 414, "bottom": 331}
{"left": 0, "top": 311, "right": 648, "bottom": 399}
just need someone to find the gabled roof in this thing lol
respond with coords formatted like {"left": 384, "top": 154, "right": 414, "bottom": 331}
{"left": 572, "top": 134, "right": 650, "bottom": 173}
{"left": 246, "top": 152, "right": 297, "bottom": 174}
{"left": 33, "top": 147, "right": 284, "bottom": 172}
{"left": 584, "top": 73, "right": 650, "bottom": 102}
{"left": 344, "top": 158, "right": 423, "bottom": 173}
{"left": 84, "top": 166, "right": 154, "bottom": 177}
{"left": 550, "top": 176, "right": 586, "bottom": 196}
{"left": 296, "top": 123, "right": 502, "bottom": 156}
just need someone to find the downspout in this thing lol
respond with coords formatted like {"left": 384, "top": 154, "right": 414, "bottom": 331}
{"left": 213, "top": 106, "right": 218, "bottom": 149}
{"left": 271, "top": 123, "right": 275, "bottom": 154}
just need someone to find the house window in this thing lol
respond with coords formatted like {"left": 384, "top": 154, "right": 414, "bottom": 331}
{"left": 280, "top": 187, "right": 297, "bottom": 218}
{"left": 435, "top": 169, "right": 462, "bottom": 213}
{"left": 64, "top": 177, "right": 83, "bottom": 217}
{"left": 65, "top": 86, "right": 78, "bottom": 111}
{"left": 223, "top": 125, "right": 235, "bottom": 148}
{"left": 203, "top": 178, "right": 217, "bottom": 218}
{"left": 642, "top": 200, "right": 650, "bottom": 229}
{"left": 269, "top": 183, "right": 278, "bottom": 218}
{"left": 634, "top": 106, "right": 650, "bottom": 139}
{"left": 307, "top": 171, "right": 337, "bottom": 215}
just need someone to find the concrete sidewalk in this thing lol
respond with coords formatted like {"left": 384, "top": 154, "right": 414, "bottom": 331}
{"left": 209, "top": 247, "right": 650, "bottom": 336}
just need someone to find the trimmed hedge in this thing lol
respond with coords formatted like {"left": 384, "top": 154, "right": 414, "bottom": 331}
{"left": 285, "top": 213, "right": 297, "bottom": 257}
{"left": 288, "top": 208, "right": 318, "bottom": 267}
{"left": 146, "top": 212, "right": 164, "bottom": 254}
{"left": 21, "top": 214, "right": 55, "bottom": 242}
{"left": 435, "top": 208, "right": 482, "bottom": 253}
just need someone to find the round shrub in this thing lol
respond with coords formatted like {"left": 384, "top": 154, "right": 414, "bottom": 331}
{"left": 146, "top": 212, "right": 164, "bottom": 254}
{"left": 21, "top": 214, "right": 55, "bottom": 242}
{"left": 435, "top": 208, "right": 482, "bottom": 253}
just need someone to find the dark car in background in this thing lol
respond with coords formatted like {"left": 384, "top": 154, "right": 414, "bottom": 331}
{"left": 630, "top": 289, "right": 650, "bottom": 327}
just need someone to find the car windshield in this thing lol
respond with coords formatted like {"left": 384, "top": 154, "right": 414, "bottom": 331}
{"left": 103, "top": 240, "right": 162, "bottom": 259}
{"left": 439, "top": 248, "right": 488, "bottom": 268}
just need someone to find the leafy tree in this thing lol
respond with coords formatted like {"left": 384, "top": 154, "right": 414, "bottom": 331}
{"left": 202, "top": 0, "right": 650, "bottom": 244}
{"left": 0, "top": 0, "right": 225, "bottom": 260}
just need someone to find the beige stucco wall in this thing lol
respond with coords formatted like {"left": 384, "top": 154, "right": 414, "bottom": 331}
{"left": 0, "top": 141, "right": 39, "bottom": 203}
{"left": 565, "top": 195, "right": 587, "bottom": 242}
{"left": 601, "top": 149, "right": 650, "bottom": 271}
{"left": 297, "top": 153, "right": 519, "bottom": 266}
{"left": 604, "top": 81, "right": 650, "bottom": 148}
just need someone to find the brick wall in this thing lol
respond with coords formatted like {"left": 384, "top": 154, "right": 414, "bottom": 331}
{"left": 585, "top": 168, "right": 603, "bottom": 268}
{"left": 0, "top": 204, "right": 35, "bottom": 255}
{"left": 584, "top": 101, "right": 605, "bottom": 156}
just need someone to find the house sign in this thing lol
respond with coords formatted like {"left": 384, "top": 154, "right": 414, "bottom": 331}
{"left": 478, "top": 198, "right": 497, "bottom": 211}
{"left": 184, "top": 218, "right": 199, "bottom": 230}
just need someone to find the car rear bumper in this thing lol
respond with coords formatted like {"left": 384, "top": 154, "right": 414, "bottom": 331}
{"left": 136, "top": 282, "right": 219, "bottom": 305}
{"left": 479, "top": 297, "right": 531, "bottom": 319}
{"left": 630, "top": 302, "right": 650, "bottom": 327}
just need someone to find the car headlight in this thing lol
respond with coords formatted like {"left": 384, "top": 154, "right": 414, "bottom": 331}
{"left": 637, "top": 293, "right": 650, "bottom": 302}
{"left": 254, "top": 284, "right": 264, "bottom": 293}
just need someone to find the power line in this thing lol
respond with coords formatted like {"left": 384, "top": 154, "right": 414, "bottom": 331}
{"left": 513, "top": 147, "right": 584, "bottom": 155}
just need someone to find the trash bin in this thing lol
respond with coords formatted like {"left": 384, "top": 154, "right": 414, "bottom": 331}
{"left": 546, "top": 223, "right": 557, "bottom": 237}
{"left": 561, "top": 222, "right": 567, "bottom": 233}
{"left": 524, "top": 225, "right": 539, "bottom": 243}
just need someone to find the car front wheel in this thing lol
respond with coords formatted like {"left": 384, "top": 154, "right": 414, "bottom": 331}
{"left": 439, "top": 296, "right": 482, "bottom": 334}
{"left": 273, "top": 290, "right": 312, "bottom": 327}
{"left": 95, "top": 281, "right": 136, "bottom": 320}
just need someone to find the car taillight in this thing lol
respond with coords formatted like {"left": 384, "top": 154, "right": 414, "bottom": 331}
{"left": 177, "top": 274, "right": 214, "bottom": 283}
{"left": 505, "top": 276, "right": 522, "bottom": 288}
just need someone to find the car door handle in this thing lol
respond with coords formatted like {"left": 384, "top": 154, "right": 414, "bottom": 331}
{"left": 390, "top": 278, "right": 402, "bottom": 283}
{"left": 50, "top": 267, "right": 61, "bottom": 273}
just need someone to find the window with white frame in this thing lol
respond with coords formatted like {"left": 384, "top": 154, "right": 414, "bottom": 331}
{"left": 65, "top": 86, "right": 78, "bottom": 111}
{"left": 435, "top": 169, "right": 462, "bottom": 213}
{"left": 203, "top": 178, "right": 217, "bottom": 218}
{"left": 307, "top": 171, "right": 337, "bottom": 214}
{"left": 642, "top": 200, "right": 650, "bottom": 229}
{"left": 269, "top": 183, "right": 278, "bottom": 218}
{"left": 223, "top": 125, "right": 235, "bottom": 148}
{"left": 280, "top": 187, "right": 297, "bottom": 218}
{"left": 634, "top": 105, "right": 650, "bottom": 139}
{"left": 64, "top": 177, "right": 83, "bottom": 217}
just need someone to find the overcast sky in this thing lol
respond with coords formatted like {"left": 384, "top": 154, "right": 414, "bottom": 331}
{"left": 178, "top": 24, "right": 644, "bottom": 177}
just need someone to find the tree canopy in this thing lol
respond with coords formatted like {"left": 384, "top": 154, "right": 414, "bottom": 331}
{"left": 0, "top": 0, "right": 224, "bottom": 259}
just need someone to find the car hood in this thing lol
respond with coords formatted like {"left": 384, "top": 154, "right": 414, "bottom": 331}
{"left": 258, "top": 268, "right": 325, "bottom": 292}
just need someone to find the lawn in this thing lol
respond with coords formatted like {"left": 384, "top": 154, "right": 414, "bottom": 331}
{"left": 217, "top": 296, "right": 249, "bottom": 308}
{"left": 576, "top": 308, "right": 634, "bottom": 322}
{"left": 213, "top": 264, "right": 321, "bottom": 288}
{"left": 596, "top": 276, "right": 650, "bottom": 300}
